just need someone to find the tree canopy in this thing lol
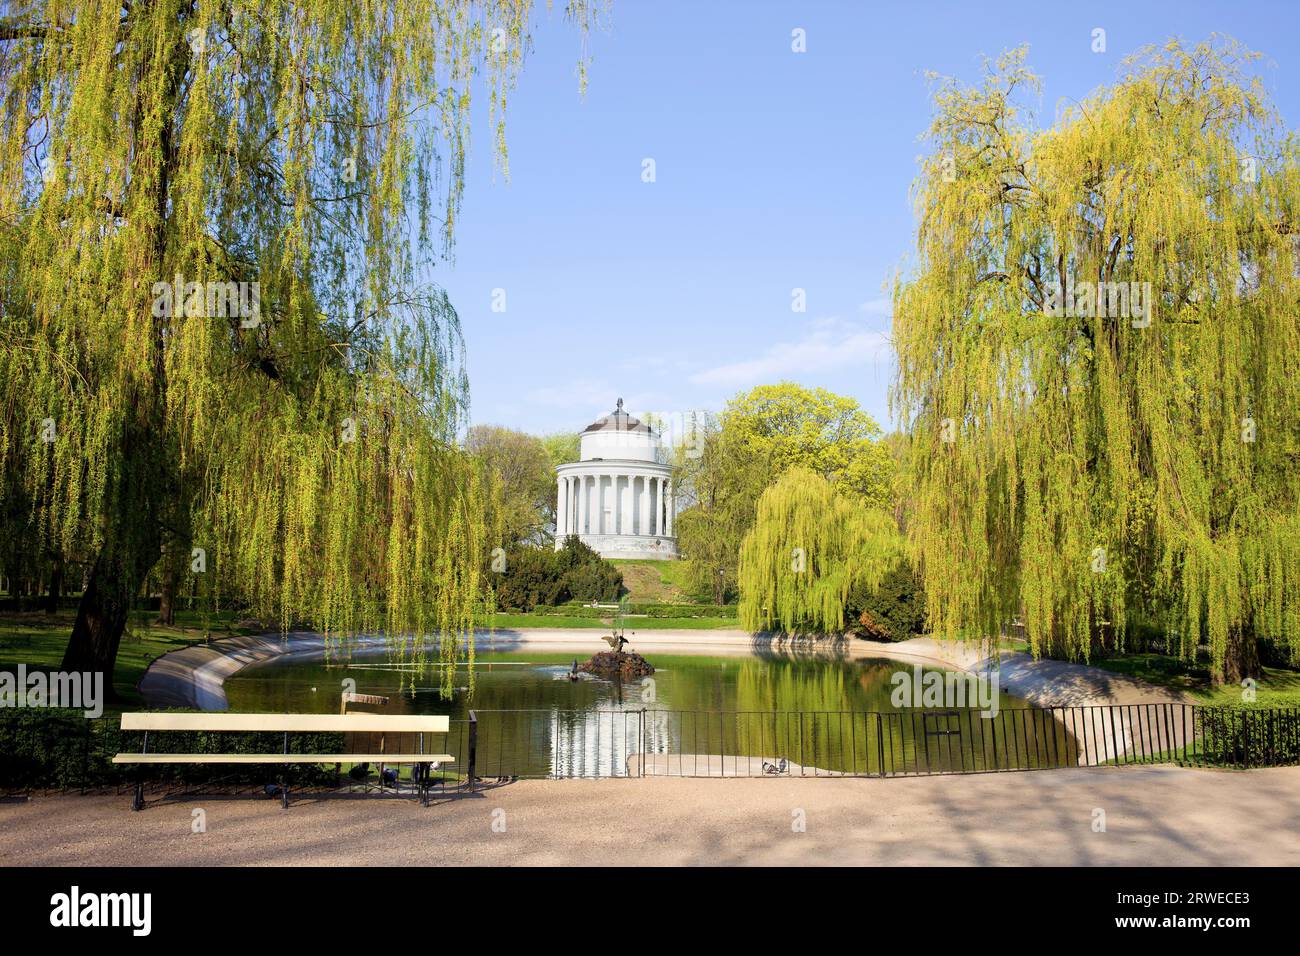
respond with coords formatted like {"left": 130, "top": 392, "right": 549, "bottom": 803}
{"left": 675, "top": 383, "right": 896, "bottom": 603}
{"left": 892, "top": 38, "right": 1300, "bottom": 681}
{"left": 0, "top": 1, "right": 599, "bottom": 691}
{"left": 467, "top": 425, "right": 556, "bottom": 547}
{"left": 721, "top": 382, "right": 894, "bottom": 506}
{"left": 737, "top": 467, "right": 901, "bottom": 635}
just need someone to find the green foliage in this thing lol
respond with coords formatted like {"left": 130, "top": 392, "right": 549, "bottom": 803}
{"left": 722, "top": 383, "right": 895, "bottom": 506}
{"left": 467, "top": 425, "right": 557, "bottom": 547}
{"left": 624, "top": 602, "right": 737, "bottom": 619}
{"left": 0, "top": 1, "right": 601, "bottom": 686}
{"left": 490, "top": 537, "right": 622, "bottom": 611}
{"left": 509, "top": 601, "right": 736, "bottom": 619}
{"left": 1198, "top": 708, "right": 1300, "bottom": 767}
{"left": 738, "top": 468, "right": 902, "bottom": 635}
{"left": 560, "top": 559, "right": 624, "bottom": 604}
{"left": 893, "top": 39, "right": 1300, "bottom": 681}
{"left": 540, "top": 432, "right": 582, "bottom": 469}
{"left": 676, "top": 384, "right": 897, "bottom": 605}
{"left": 846, "top": 562, "right": 927, "bottom": 641}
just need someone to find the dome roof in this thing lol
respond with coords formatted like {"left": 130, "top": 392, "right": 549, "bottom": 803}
{"left": 582, "top": 398, "right": 653, "bottom": 435}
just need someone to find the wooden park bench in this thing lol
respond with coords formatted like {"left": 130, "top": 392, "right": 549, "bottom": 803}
{"left": 113, "top": 712, "right": 454, "bottom": 810}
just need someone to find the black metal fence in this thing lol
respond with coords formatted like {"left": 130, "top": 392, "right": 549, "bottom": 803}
{"left": 3, "top": 703, "right": 1298, "bottom": 793}
{"left": 460, "top": 704, "right": 1300, "bottom": 778}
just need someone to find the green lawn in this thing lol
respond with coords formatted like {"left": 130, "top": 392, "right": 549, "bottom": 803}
{"left": 0, "top": 608, "right": 256, "bottom": 706}
{"left": 1082, "top": 652, "right": 1300, "bottom": 709}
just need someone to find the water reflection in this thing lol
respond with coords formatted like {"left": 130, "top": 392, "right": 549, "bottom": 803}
{"left": 226, "top": 648, "right": 1072, "bottom": 776}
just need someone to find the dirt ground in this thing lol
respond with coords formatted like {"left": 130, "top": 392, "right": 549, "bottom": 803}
{"left": 2, "top": 765, "right": 1296, "bottom": 866}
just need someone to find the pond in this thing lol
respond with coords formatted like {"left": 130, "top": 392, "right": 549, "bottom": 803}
{"left": 226, "top": 647, "right": 1076, "bottom": 776}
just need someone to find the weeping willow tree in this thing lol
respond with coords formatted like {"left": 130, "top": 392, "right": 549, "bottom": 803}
{"left": 738, "top": 467, "right": 901, "bottom": 635}
{"left": 0, "top": 0, "right": 603, "bottom": 692}
{"left": 892, "top": 39, "right": 1300, "bottom": 682}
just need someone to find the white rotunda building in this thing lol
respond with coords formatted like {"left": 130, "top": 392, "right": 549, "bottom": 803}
{"left": 555, "top": 399, "right": 677, "bottom": 560}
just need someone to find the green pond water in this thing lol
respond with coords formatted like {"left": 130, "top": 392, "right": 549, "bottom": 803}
{"left": 225, "top": 649, "right": 1074, "bottom": 776}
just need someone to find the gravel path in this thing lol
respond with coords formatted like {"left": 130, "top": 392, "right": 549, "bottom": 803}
{"left": 3, "top": 766, "right": 1296, "bottom": 866}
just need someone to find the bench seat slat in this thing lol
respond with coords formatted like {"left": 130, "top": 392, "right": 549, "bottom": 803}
{"left": 119, "top": 713, "right": 449, "bottom": 733}
{"left": 112, "top": 753, "right": 455, "bottom": 765}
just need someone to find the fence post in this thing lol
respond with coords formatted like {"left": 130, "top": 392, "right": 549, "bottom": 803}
{"left": 466, "top": 710, "right": 477, "bottom": 793}
{"left": 639, "top": 709, "right": 646, "bottom": 778}
{"left": 81, "top": 718, "right": 92, "bottom": 795}
{"left": 876, "top": 713, "right": 884, "bottom": 777}
{"left": 790, "top": 712, "right": 800, "bottom": 775}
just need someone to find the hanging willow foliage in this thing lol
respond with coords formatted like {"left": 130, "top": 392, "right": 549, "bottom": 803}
{"left": 0, "top": 1, "right": 602, "bottom": 691}
{"left": 891, "top": 39, "right": 1300, "bottom": 682}
{"left": 738, "top": 467, "right": 901, "bottom": 635}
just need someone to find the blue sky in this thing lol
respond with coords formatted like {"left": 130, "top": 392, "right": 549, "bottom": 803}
{"left": 434, "top": 0, "right": 1300, "bottom": 436}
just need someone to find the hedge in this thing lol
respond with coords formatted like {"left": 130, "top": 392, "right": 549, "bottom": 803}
{"left": 1198, "top": 706, "right": 1300, "bottom": 767}
{"left": 519, "top": 602, "right": 738, "bottom": 619}
{"left": 0, "top": 709, "right": 346, "bottom": 791}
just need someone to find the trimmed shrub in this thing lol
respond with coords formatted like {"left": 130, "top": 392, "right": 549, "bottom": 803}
{"left": 1198, "top": 707, "right": 1300, "bottom": 767}
{"left": 846, "top": 562, "right": 927, "bottom": 641}
{"left": 492, "top": 537, "right": 623, "bottom": 611}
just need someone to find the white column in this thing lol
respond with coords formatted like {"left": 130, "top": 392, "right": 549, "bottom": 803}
{"left": 611, "top": 474, "right": 620, "bottom": 534}
{"left": 657, "top": 477, "right": 665, "bottom": 536}
{"left": 565, "top": 477, "right": 574, "bottom": 535}
{"left": 574, "top": 478, "right": 581, "bottom": 533}
{"left": 638, "top": 476, "right": 650, "bottom": 536}
{"left": 557, "top": 476, "right": 567, "bottom": 537}
{"left": 650, "top": 477, "right": 660, "bottom": 535}
{"left": 665, "top": 478, "right": 673, "bottom": 537}
{"left": 620, "top": 474, "right": 632, "bottom": 535}
{"left": 578, "top": 475, "right": 588, "bottom": 535}
{"left": 598, "top": 474, "right": 608, "bottom": 535}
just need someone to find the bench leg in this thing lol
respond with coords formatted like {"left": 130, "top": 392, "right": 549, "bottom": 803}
{"left": 131, "top": 780, "right": 144, "bottom": 812}
{"left": 419, "top": 764, "right": 430, "bottom": 807}
{"left": 280, "top": 779, "right": 289, "bottom": 810}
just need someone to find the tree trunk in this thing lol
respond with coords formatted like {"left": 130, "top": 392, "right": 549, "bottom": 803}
{"left": 58, "top": 388, "right": 166, "bottom": 689}
{"left": 43, "top": 557, "right": 63, "bottom": 614}
{"left": 157, "top": 560, "right": 176, "bottom": 626}
{"left": 61, "top": 540, "right": 159, "bottom": 695}
{"left": 1217, "top": 626, "right": 1261, "bottom": 686}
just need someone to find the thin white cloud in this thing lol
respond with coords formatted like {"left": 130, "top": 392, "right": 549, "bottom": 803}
{"left": 689, "top": 317, "right": 893, "bottom": 388}
{"left": 858, "top": 296, "right": 893, "bottom": 318}
{"left": 523, "top": 380, "right": 670, "bottom": 421}
{"left": 524, "top": 378, "right": 621, "bottom": 411}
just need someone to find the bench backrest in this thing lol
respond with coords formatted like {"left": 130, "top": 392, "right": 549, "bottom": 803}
{"left": 120, "top": 713, "right": 450, "bottom": 733}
